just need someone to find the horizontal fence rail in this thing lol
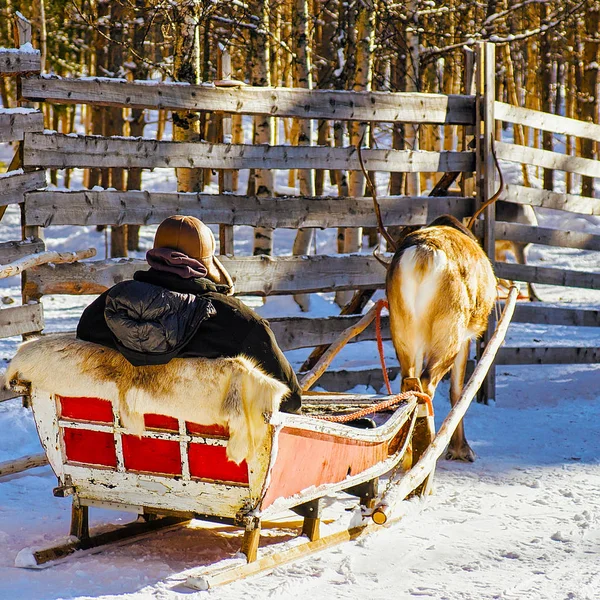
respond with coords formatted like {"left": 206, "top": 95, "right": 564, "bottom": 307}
{"left": 496, "top": 141, "right": 600, "bottom": 178}
{"left": 24, "top": 191, "right": 473, "bottom": 228}
{"left": 496, "top": 262, "right": 600, "bottom": 291}
{"left": 22, "top": 77, "right": 476, "bottom": 125}
{"left": 23, "top": 133, "right": 476, "bottom": 173}
{"left": 0, "top": 303, "right": 44, "bottom": 338}
{"left": 496, "top": 346, "right": 600, "bottom": 365}
{"left": 482, "top": 221, "right": 600, "bottom": 251}
{"left": 24, "top": 255, "right": 388, "bottom": 298}
{"left": 0, "top": 109, "right": 44, "bottom": 143}
{"left": 0, "top": 238, "right": 44, "bottom": 264}
{"left": 500, "top": 184, "right": 600, "bottom": 216}
{"left": 0, "top": 170, "right": 47, "bottom": 208}
{"left": 0, "top": 49, "right": 40, "bottom": 75}
{"left": 496, "top": 101, "right": 600, "bottom": 143}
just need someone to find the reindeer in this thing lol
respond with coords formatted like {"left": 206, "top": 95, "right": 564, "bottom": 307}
{"left": 358, "top": 148, "right": 496, "bottom": 461}
{"left": 386, "top": 215, "right": 496, "bottom": 461}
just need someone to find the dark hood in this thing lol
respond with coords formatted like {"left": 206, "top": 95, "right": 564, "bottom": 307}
{"left": 104, "top": 280, "right": 216, "bottom": 366}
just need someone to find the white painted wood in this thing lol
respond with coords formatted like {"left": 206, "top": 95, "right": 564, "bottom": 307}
{"left": 0, "top": 170, "right": 46, "bottom": 207}
{"left": 22, "top": 77, "right": 476, "bottom": 124}
{"left": 0, "top": 50, "right": 40, "bottom": 75}
{"left": 24, "top": 190, "right": 473, "bottom": 228}
{"left": 0, "top": 303, "right": 44, "bottom": 338}
{"left": 496, "top": 141, "right": 600, "bottom": 178}
{"left": 501, "top": 184, "right": 600, "bottom": 216}
{"left": 26, "top": 255, "right": 389, "bottom": 297}
{"left": 496, "top": 101, "right": 600, "bottom": 143}
{"left": 23, "top": 133, "right": 476, "bottom": 173}
{"left": 0, "top": 110, "right": 44, "bottom": 142}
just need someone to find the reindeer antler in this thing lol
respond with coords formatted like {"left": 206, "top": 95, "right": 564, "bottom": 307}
{"left": 357, "top": 140, "right": 398, "bottom": 253}
{"left": 467, "top": 135, "right": 504, "bottom": 231}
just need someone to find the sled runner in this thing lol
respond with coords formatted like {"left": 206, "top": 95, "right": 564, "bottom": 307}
{"left": 7, "top": 288, "right": 517, "bottom": 587}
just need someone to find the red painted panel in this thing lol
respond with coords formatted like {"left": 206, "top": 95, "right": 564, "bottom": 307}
{"left": 122, "top": 435, "right": 182, "bottom": 475}
{"left": 59, "top": 396, "right": 113, "bottom": 423}
{"left": 261, "top": 427, "right": 388, "bottom": 509}
{"left": 188, "top": 443, "right": 248, "bottom": 484}
{"left": 63, "top": 428, "right": 117, "bottom": 467}
{"left": 144, "top": 414, "right": 179, "bottom": 431}
{"left": 186, "top": 422, "right": 229, "bottom": 438}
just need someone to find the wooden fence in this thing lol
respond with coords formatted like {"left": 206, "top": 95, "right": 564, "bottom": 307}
{"left": 2, "top": 40, "right": 600, "bottom": 405}
{"left": 0, "top": 16, "right": 48, "bottom": 476}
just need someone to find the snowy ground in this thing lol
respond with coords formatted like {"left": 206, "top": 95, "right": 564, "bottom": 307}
{"left": 1, "top": 137, "right": 600, "bottom": 599}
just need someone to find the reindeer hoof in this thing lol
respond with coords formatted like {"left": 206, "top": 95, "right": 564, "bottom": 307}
{"left": 445, "top": 445, "right": 476, "bottom": 462}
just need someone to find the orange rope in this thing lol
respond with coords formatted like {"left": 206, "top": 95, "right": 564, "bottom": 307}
{"left": 314, "top": 298, "right": 434, "bottom": 423}
{"left": 315, "top": 391, "right": 433, "bottom": 423}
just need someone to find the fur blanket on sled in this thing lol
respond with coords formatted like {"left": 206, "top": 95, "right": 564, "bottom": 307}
{"left": 5, "top": 333, "right": 290, "bottom": 464}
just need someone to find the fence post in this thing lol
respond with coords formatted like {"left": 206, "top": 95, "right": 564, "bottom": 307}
{"left": 13, "top": 13, "right": 45, "bottom": 308}
{"left": 475, "top": 41, "right": 497, "bottom": 404}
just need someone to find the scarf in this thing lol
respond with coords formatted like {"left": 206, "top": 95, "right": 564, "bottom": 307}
{"left": 146, "top": 248, "right": 208, "bottom": 279}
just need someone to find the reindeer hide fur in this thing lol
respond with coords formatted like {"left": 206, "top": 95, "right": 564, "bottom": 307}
{"left": 5, "top": 333, "right": 290, "bottom": 464}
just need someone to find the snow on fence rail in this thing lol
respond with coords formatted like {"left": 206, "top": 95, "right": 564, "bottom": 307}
{"left": 21, "top": 76, "right": 476, "bottom": 124}
{"left": 23, "top": 191, "right": 473, "bottom": 228}
{"left": 23, "top": 132, "right": 476, "bottom": 172}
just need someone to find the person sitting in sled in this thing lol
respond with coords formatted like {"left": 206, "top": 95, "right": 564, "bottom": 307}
{"left": 76, "top": 215, "right": 302, "bottom": 414}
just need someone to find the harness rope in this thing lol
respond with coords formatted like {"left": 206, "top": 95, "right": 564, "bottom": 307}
{"left": 313, "top": 299, "right": 434, "bottom": 423}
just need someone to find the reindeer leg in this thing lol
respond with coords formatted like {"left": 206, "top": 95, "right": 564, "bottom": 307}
{"left": 513, "top": 243, "right": 542, "bottom": 302}
{"left": 446, "top": 340, "right": 475, "bottom": 462}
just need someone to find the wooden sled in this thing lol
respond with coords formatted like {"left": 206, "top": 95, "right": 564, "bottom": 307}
{"left": 12, "top": 288, "right": 517, "bottom": 587}
{"left": 15, "top": 385, "right": 432, "bottom": 568}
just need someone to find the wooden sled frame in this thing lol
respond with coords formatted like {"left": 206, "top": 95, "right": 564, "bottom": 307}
{"left": 14, "top": 287, "right": 517, "bottom": 583}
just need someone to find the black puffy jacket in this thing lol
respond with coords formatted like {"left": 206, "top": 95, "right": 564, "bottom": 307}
{"left": 76, "top": 269, "right": 302, "bottom": 413}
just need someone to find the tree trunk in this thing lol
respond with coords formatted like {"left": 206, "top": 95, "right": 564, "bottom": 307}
{"left": 338, "top": 0, "right": 375, "bottom": 306}
{"left": 291, "top": 0, "right": 315, "bottom": 311}
{"left": 173, "top": 3, "right": 204, "bottom": 194}
{"left": 581, "top": 7, "right": 599, "bottom": 198}
{"left": 106, "top": 1, "right": 127, "bottom": 257}
{"left": 250, "top": 0, "right": 274, "bottom": 256}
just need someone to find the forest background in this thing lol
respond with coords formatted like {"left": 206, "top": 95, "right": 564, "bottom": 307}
{"left": 0, "top": 0, "right": 597, "bottom": 259}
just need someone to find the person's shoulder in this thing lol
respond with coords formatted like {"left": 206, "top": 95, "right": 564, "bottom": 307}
{"left": 208, "top": 293, "right": 266, "bottom": 324}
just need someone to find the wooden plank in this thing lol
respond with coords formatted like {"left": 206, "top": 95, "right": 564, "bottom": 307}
{"left": 0, "top": 453, "right": 48, "bottom": 477}
{"left": 496, "top": 346, "right": 600, "bottom": 365}
{"left": 0, "top": 303, "right": 44, "bottom": 338}
{"left": 495, "top": 262, "right": 600, "bottom": 290}
{"left": 0, "top": 169, "right": 47, "bottom": 207}
{"left": 0, "top": 49, "right": 41, "bottom": 75}
{"left": 22, "top": 77, "right": 476, "bottom": 125}
{"left": 0, "top": 109, "right": 44, "bottom": 142}
{"left": 271, "top": 314, "right": 390, "bottom": 351}
{"left": 501, "top": 184, "right": 600, "bottom": 216}
{"left": 496, "top": 141, "right": 600, "bottom": 178}
{"left": 493, "top": 221, "right": 600, "bottom": 251}
{"left": 0, "top": 238, "right": 45, "bottom": 265}
{"left": 24, "top": 190, "right": 473, "bottom": 228}
{"left": 25, "top": 255, "right": 388, "bottom": 298}
{"left": 495, "top": 101, "right": 600, "bottom": 143}
{"left": 23, "top": 133, "right": 476, "bottom": 173}
{"left": 270, "top": 304, "right": 600, "bottom": 353}
{"left": 511, "top": 304, "right": 600, "bottom": 327}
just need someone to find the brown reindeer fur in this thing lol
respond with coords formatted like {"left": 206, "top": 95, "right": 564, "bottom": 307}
{"left": 5, "top": 333, "right": 289, "bottom": 464}
{"left": 386, "top": 215, "right": 496, "bottom": 461}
